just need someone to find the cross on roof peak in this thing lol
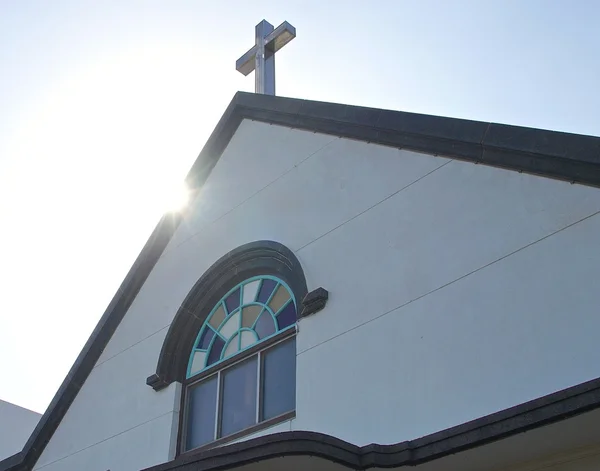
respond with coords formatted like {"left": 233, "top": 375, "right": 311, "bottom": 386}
{"left": 236, "top": 20, "right": 296, "bottom": 95}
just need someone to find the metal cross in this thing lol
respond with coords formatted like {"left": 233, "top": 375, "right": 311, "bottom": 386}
{"left": 236, "top": 20, "right": 296, "bottom": 95}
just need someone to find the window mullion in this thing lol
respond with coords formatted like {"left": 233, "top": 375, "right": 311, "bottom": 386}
{"left": 214, "top": 371, "right": 222, "bottom": 440}
{"left": 256, "top": 351, "right": 262, "bottom": 423}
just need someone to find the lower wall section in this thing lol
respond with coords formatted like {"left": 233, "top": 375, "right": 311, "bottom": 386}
{"left": 293, "top": 212, "right": 600, "bottom": 447}
{"left": 504, "top": 447, "right": 600, "bottom": 471}
{"left": 223, "top": 419, "right": 293, "bottom": 447}
{"left": 32, "top": 412, "right": 174, "bottom": 471}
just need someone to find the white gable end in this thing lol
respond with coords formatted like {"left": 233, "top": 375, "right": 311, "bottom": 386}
{"left": 32, "top": 119, "right": 600, "bottom": 470}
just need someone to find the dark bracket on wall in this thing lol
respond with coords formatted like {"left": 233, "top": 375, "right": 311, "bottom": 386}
{"left": 300, "top": 287, "right": 329, "bottom": 318}
{"left": 146, "top": 373, "right": 169, "bottom": 391}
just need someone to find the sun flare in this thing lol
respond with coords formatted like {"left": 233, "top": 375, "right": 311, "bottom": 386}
{"left": 146, "top": 180, "right": 191, "bottom": 215}
{"left": 162, "top": 182, "right": 191, "bottom": 213}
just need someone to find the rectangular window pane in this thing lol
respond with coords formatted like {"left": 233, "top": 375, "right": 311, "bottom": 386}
{"left": 186, "top": 375, "right": 218, "bottom": 450}
{"left": 220, "top": 356, "right": 258, "bottom": 437}
{"left": 262, "top": 337, "right": 296, "bottom": 420}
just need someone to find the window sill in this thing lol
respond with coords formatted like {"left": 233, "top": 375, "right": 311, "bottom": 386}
{"left": 180, "top": 410, "right": 295, "bottom": 456}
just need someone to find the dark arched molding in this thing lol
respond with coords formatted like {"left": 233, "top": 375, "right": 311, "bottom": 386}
{"left": 147, "top": 240, "right": 308, "bottom": 391}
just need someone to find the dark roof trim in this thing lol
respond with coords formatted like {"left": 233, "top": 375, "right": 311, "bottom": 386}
{"left": 144, "top": 375, "right": 600, "bottom": 471}
{"left": 4, "top": 91, "right": 600, "bottom": 471}
{"left": 231, "top": 93, "right": 600, "bottom": 188}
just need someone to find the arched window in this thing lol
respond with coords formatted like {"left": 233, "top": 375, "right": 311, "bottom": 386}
{"left": 182, "top": 275, "right": 297, "bottom": 450}
{"left": 187, "top": 276, "right": 297, "bottom": 377}
{"left": 147, "top": 241, "right": 317, "bottom": 454}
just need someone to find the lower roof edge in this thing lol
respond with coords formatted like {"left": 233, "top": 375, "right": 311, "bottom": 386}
{"left": 143, "top": 376, "right": 600, "bottom": 471}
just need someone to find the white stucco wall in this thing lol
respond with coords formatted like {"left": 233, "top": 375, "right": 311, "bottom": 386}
{"left": 0, "top": 400, "right": 40, "bottom": 460}
{"left": 292, "top": 156, "right": 600, "bottom": 446}
{"left": 34, "top": 120, "right": 600, "bottom": 470}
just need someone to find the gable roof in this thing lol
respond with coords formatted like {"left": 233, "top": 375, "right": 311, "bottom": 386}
{"left": 2, "top": 92, "right": 600, "bottom": 471}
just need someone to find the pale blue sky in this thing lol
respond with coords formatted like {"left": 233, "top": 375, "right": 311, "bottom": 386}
{"left": 1, "top": 1, "right": 599, "bottom": 413}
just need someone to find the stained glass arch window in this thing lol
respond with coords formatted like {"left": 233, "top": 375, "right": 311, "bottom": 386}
{"left": 182, "top": 274, "right": 299, "bottom": 451}
{"left": 149, "top": 241, "right": 307, "bottom": 452}
{"left": 187, "top": 275, "right": 297, "bottom": 378}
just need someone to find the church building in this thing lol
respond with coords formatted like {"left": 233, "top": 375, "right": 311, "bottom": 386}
{"left": 2, "top": 20, "right": 600, "bottom": 471}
